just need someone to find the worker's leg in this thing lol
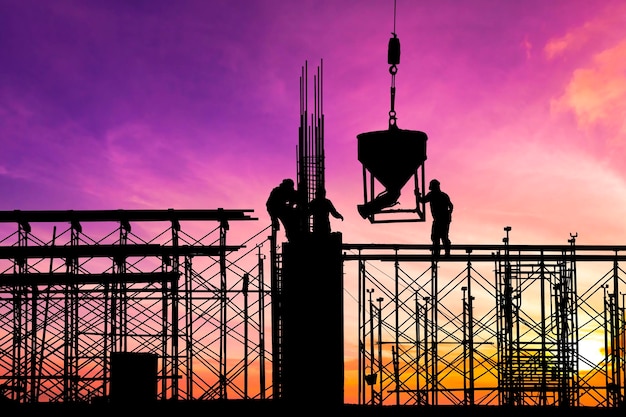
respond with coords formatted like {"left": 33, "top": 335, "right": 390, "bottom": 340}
{"left": 442, "top": 222, "right": 451, "bottom": 256}
{"left": 431, "top": 223, "right": 441, "bottom": 258}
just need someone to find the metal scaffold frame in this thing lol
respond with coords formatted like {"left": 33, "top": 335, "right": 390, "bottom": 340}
{"left": 0, "top": 209, "right": 278, "bottom": 403}
{"left": 1, "top": 213, "right": 625, "bottom": 409}
{"left": 344, "top": 229, "right": 625, "bottom": 408}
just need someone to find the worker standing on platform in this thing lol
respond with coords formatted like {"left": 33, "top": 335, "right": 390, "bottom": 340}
{"left": 420, "top": 179, "right": 453, "bottom": 258}
{"left": 266, "top": 178, "right": 298, "bottom": 241}
{"left": 308, "top": 188, "right": 344, "bottom": 235}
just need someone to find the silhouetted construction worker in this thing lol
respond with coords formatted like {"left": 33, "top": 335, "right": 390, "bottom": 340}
{"left": 308, "top": 188, "right": 344, "bottom": 234}
{"left": 420, "top": 179, "right": 453, "bottom": 258}
{"left": 266, "top": 178, "right": 298, "bottom": 241}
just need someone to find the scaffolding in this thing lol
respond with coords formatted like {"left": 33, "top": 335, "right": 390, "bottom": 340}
{"left": 345, "top": 229, "right": 625, "bottom": 408}
{"left": 0, "top": 209, "right": 273, "bottom": 403}
{"left": 1, "top": 214, "right": 625, "bottom": 408}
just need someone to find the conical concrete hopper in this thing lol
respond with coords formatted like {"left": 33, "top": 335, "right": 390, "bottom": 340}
{"left": 358, "top": 127, "right": 427, "bottom": 194}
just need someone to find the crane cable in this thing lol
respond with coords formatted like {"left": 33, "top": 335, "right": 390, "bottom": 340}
{"left": 388, "top": 0, "right": 400, "bottom": 128}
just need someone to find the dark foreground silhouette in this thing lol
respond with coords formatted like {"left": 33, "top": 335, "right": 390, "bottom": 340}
{"left": 4, "top": 400, "right": 624, "bottom": 417}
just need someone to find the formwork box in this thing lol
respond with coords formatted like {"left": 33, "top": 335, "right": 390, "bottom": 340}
{"left": 110, "top": 352, "right": 158, "bottom": 403}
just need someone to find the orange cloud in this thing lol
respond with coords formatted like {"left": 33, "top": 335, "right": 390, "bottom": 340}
{"left": 544, "top": 31, "right": 579, "bottom": 60}
{"left": 552, "top": 41, "right": 626, "bottom": 143}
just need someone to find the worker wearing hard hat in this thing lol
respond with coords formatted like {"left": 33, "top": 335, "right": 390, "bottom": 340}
{"left": 420, "top": 179, "right": 454, "bottom": 258}
{"left": 266, "top": 178, "right": 298, "bottom": 241}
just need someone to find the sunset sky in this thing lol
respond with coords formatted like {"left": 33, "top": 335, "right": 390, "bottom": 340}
{"left": 2, "top": 0, "right": 626, "bottom": 248}
{"left": 2, "top": 1, "right": 626, "bottom": 406}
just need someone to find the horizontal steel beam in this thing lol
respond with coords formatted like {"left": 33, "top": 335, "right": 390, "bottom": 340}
{"left": 0, "top": 244, "right": 243, "bottom": 259}
{"left": 0, "top": 208, "right": 257, "bottom": 223}
{"left": 342, "top": 243, "right": 626, "bottom": 252}
{"left": 0, "top": 271, "right": 179, "bottom": 286}
{"left": 343, "top": 253, "right": 626, "bottom": 262}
